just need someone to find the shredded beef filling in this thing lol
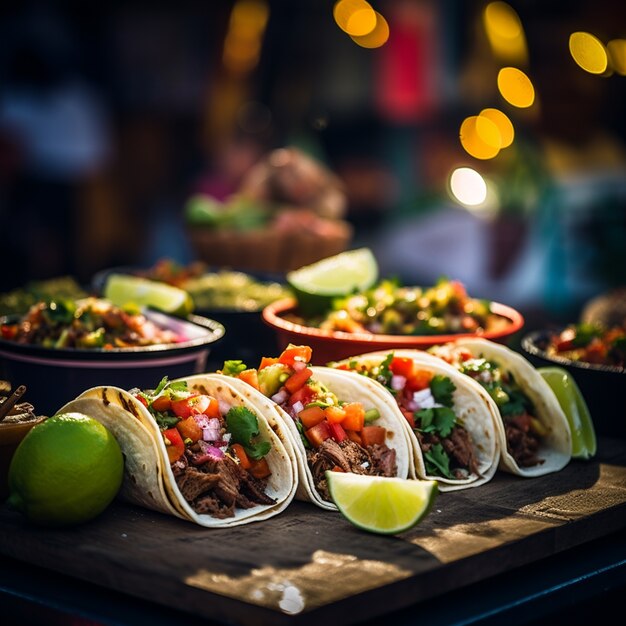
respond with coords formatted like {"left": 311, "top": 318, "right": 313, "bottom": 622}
{"left": 173, "top": 450, "right": 275, "bottom": 518}
{"left": 505, "top": 422, "right": 543, "bottom": 467}
{"left": 415, "top": 425, "right": 479, "bottom": 479}
{"left": 307, "top": 438, "right": 397, "bottom": 501}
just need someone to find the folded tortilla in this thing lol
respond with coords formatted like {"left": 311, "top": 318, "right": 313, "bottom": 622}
{"left": 58, "top": 377, "right": 297, "bottom": 527}
{"left": 212, "top": 368, "right": 413, "bottom": 510}
{"left": 428, "top": 338, "right": 572, "bottom": 477}
{"left": 331, "top": 350, "right": 501, "bottom": 491}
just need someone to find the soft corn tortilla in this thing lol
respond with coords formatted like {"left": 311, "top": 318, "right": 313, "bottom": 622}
{"left": 429, "top": 338, "right": 572, "bottom": 477}
{"left": 209, "top": 368, "right": 413, "bottom": 511}
{"left": 332, "top": 350, "right": 500, "bottom": 491}
{"left": 59, "top": 377, "right": 297, "bottom": 527}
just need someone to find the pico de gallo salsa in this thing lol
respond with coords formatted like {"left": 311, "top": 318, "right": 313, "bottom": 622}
{"left": 334, "top": 353, "right": 479, "bottom": 480}
{"left": 0, "top": 298, "right": 182, "bottom": 349}
{"left": 542, "top": 323, "right": 626, "bottom": 369}
{"left": 292, "top": 277, "right": 506, "bottom": 336}
{"left": 221, "top": 344, "right": 398, "bottom": 501}
{"left": 133, "top": 377, "right": 275, "bottom": 519}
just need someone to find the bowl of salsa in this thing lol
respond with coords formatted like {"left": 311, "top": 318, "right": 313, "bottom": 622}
{"left": 0, "top": 298, "right": 225, "bottom": 415}
{"left": 521, "top": 323, "right": 626, "bottom": 437}
{"left": 262, "top": 279, "right": 524, "bottom": 365}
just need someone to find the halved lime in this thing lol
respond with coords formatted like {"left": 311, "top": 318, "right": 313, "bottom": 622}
{"left": 326, "top": 472, "right": 438, "bottom": 534}
{"left": 286, "top": 248, "right": 378, "bottom": 316}
{"left": 104, "top": 274, "right": 194, "bottom": 317}
{"left": 538, "top": 366, "right": 597, "bottom": 460}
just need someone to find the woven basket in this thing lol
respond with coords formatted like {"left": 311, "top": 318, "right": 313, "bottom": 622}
{"left": 187, "top": 222, "right": 353, "bottom": 273}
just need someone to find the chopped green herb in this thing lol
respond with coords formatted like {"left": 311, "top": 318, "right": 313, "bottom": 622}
{"left": 424, "top": 444, "right": 454, "bottom": 479}
{"left": 222, "top": 360, "right": 248, "bottom": 377}
{"left": 225, "top": 406, "right": 271, "bottom": 459}
{"left": 430, "top": 375, "right": 456, "bottom": 407}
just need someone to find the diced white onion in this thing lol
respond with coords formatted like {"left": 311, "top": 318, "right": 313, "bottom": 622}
{"left": 391, "top": 375, "right": 407, "bottom": 391}
{"left": 292, "top": 401, "right": 304, "bottom": 415}
{"left": 292, "top": 360, "right": 307, "bottom": 372}
{"left": 218, "top": 400, "right": 231, "bottom": 415}
{"left": 271, "top": 389, "right": 288, "bottom": 404}
{"left": 360, "top": 461, "right": 370, "bottom": 469}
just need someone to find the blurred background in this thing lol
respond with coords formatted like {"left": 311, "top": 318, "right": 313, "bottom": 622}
{"left": 1, "top": 0, "right": 625, "bottom": 321}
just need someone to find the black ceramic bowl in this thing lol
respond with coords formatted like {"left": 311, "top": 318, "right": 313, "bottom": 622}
{"left": 521, "top": 330, "right": 625, "bottom": 438}
{"left": 0, "top": 311, "right": 225, "bottom": 416}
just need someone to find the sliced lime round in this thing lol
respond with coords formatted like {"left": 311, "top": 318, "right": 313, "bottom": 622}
{"left": 538, "top": 366, "right": 597, "bottom": 460}
{"left": 286, "top": 248, "right": 378, "bottom": 316}
{"left": 326, "top": 471, "right": 438, "bottom": 534}
{"left": 104, "top": 274, "right": 194, "bottom": 317}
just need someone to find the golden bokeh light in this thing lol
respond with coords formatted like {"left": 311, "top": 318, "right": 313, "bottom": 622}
{"left": 351, "top": 12, "right": 389, "bottom": 49}
{"left": 569, "top": 32, "right": 608, "bottom": 75}
{"left": 449, "top": 167, "right": 488, "bottom": 207}
{"left": 334, "top": 0, "right": 372, "bottom": 33}
{"left": 607, "top": 39, "right": 626, "bottom": 76}
{"left": 483, "top": 2, "right": 528, "bottom": 66}
{"left": 497, "top": 67, "right": 535, "bottom": 108}
{"left": 479, "top": 108, "right": 514, "bottom": 148}
{"left": 346, "top": 7, "right": 377, "bottom": 36}
{"left": 460, "top": 116, "right": 501, "bottom": 160}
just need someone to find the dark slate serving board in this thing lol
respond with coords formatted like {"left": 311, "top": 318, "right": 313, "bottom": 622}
{"left": 1, "top": 438, "right": 625, "bottom": 626}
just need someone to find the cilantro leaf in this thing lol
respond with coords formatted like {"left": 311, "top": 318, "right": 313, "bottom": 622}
{"left": 415, "top": 408, "right": 434, "bottom": 430}
{"left": 222, "top": 360, "right": 248, "bottom": 377}
{"left": 225, "top": 406, "right": 271, "bottom": 459}
{"left": 430, "top": 375, "right": 456, "bottom": 407}
{"left": 152, "top": 411, "right": 180, "bottom": 430}
{"left": 433, "top": 406, "right": 456, "bottom": 438}
{"left": 296, "top": 419, "right": 312, "bottom": 449}
{"left": 424, "top": 444, "right": 454, "bottom": 479}
{"left": 500, "top": 389, "right": 533, "bottom": 417}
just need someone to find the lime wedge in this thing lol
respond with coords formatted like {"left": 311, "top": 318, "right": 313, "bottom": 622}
{"left": 326, "top": 472, "right": 438, "bottom": 534}
{"left": 286, "top": 248, "right": 378, "bottom": 316}
{"left": 104, "top": 274, "right": 194, "bottom": 317}
{"left": 538, "top": 366, "right": 597, "bottom": 459}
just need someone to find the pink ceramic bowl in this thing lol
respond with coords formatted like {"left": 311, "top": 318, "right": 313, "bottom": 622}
{"left": 262, "top": 298, "right": 525, "bottom": 365}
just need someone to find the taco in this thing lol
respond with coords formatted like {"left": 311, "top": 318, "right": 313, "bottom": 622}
{"left": 330, "top": 350, "right": 500, "bottom": 490}
{"left": 217, "top": 345, "right": 413, "bottom": 510}
{"left": 428, "top": 338, "right": 572, "bottom": 476}
{"left": 59, "top": 375, "right": 297, "bottom": 526}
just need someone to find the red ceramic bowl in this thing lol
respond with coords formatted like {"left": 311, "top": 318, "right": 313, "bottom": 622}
{"left": 262, "top": 298, "right": 525, "bottom": 364}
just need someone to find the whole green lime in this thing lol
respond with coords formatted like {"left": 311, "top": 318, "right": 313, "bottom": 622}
{"left": 7, "top": 413, "right": 124, "bottom": 526}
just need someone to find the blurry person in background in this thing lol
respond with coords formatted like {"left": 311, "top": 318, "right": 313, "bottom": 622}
{"left": 0, "top": 4, "right": 111, "bottom": 290}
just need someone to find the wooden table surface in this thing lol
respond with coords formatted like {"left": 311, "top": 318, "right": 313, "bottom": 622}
{"left": 1, "top": 437, "right": 625, "bottom": 626}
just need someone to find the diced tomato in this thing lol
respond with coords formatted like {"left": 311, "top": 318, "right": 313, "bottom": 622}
{"left": 259, "top": 356, "right": 279, "bottom": 370}
{"left": 288, "top": 384, "right": 316, "bottom": 407}
{"left": 176, "top": 416, "right": 202, "bottom": 442}
{"left": 284, "top": 367, "right": 313, "bottom": 394}
{"left": 584, "top": 338, "right": 608, "bottom": 364}
{"left": 305, "top": 421, "right": 331, "bottom": 448}
{"left": 278, "top": 345, "right": 312, "bottom": 367}
{"left": 333, "top": 363, "right": 350, "bottom": 371}
{"left": 298, "top": 405, "right": 326, "bottom": 429}
{"left": 361, "top": 425, "right": 386, "bottom": 446}
{"left": 390, "top": 356, "right": 414, "bottom": 379}
{"left": 327, "top": 422, "right": 347, "bottom": 442}
{"left": 399, "top": 407, "right": 416, "bottom": 429}
{"left": 238, "top": 368, "right": 260, "bottom": 391}
{"left": 345, "top": 429, "right": 362, "bottom": 446}
{"left": 249, "top": 457, "right": 271, "bottom": 479}
{"left": 163, "top": 427, "right": 185, "bottom": 463}
{"left": 204, "top": 396, "right": 221, "bottom": 419}
{"left": 134, "top": 394, "right": 148, "bottom": 407}
{"left": 171, "top": 394, "right": 211, "bottom": 418}
{"left": 406, "top": 369, "right": 432, "bottom": 392}
{"left": 151, "top": 395, "right": 172, "bottom": 412}
{"left": 330, "top": 465, "right": 345, "bottom": 472}
{"left": 341, "top": 403, "right": 365, "bottom": 431}
{"left": 231, "top": 443, "right": 251, "bottom": 469}
{"left": 324, "top": 405, "right": 346, "bottom": 424}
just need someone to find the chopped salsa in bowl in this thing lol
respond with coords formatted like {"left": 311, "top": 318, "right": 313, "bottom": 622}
{"left": 287, "top": 278, "right": 513, "bottom": 337}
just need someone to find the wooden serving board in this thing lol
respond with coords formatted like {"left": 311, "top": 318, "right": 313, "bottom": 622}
{"left": 1, "top": 438, "right": 626, "bottom": 626}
